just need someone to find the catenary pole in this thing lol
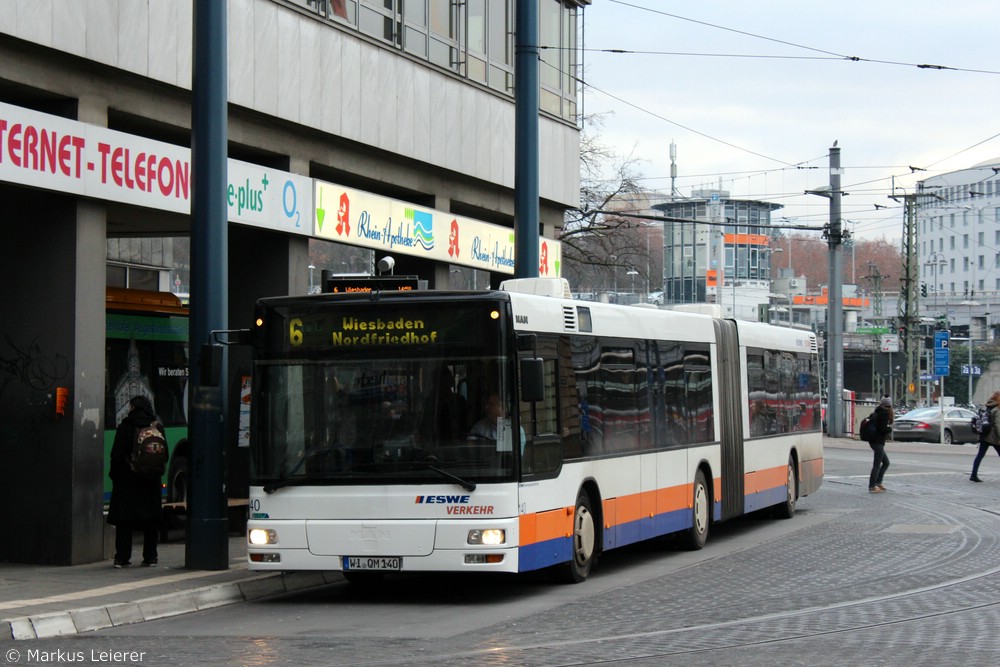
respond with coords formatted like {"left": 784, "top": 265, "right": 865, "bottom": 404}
{"left": 514, "top": 0, "right": 540, "bottom": 278}
{"left": 187, "top": 0, "right": 228, "bottom": 570}
{"left": 827, "top": 145, "right": 844, "bottom": 437}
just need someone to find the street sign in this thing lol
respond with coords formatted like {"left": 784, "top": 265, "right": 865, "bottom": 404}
{"left": 919, "top": 374, "right": 933, "bottom": 381}
{"left": 857, "top": 326, "right": 890, "bottom": 335}
{"left": 933, "top": 349, "right": 950, "bottom": 376}
{"left": 880, "top": 334, "right": 899, "bottom": 353}
{"left": 961, "top": 364, "right": 982, "bottom": 376}
{"left": 933, "top": 331, "right": 950, "bottom": 376}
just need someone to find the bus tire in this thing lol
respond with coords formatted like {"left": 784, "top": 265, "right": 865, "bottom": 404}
{"left": 681, "top": 469, "right": 709, "bottom": 550}
{"left": 556, "top": 489, "right": 596, "bottom": 583}
{"left": 774, "top": 456, "right": 797, "bottom": 520}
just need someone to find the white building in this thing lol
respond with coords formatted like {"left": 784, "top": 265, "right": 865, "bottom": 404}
{"left": 917, "top": 160, "right": 999, "bottom": 338}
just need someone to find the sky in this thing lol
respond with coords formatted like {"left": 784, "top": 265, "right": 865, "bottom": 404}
{"left": 580, "top": 0, "right": 1000, "bottom": 242}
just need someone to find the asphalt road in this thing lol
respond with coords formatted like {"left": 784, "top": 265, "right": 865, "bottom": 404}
{"left": 8, "top": 440, "right": 1000, "bottom": 666}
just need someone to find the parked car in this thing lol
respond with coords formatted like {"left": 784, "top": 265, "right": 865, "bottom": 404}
{"left": 890, "top": 406, "right": 979, "bottom": 444}
{"left": 647, "top": 290, "right": 664, "bottom": 306}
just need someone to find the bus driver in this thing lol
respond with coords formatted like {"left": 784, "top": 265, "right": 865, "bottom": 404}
{"left": 469, "top": 394, "right": 525, "bottom": 451}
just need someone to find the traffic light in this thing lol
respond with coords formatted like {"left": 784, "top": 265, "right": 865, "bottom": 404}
{"left": 920, "top": 283, "right": 927, "bottom": 297}
{"left": 898, "top": 326, "right": 907, "bottom": 338}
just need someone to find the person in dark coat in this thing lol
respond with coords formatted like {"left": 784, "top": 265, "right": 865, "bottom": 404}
{"left": 868, "top": 396, "right": 894, "bottom": 494}
{"left": 108, "top": 395, "right": 165, "bottom": 567}
{"left": 970, "top": 391, "right": 1000, "bottom": 482}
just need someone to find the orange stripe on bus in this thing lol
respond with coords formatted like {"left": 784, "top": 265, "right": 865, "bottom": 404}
{"left": 744, "top": 465, "right": 789, "bottom": 494}
{"left": 656, "top": 484, "right": 692, "bottom": 511}
{"left": 616, "top": 493, "right": 643, "bottom": 524}
{"left": 520, "top": 506, "right": 573, "bottom": 545}
{"left": 519, "top": 470, "right": 790, "bottom": 547}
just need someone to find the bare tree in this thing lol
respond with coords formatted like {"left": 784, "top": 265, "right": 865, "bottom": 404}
{"left": 560, "top": 115, "right": 654, "bottom": 293}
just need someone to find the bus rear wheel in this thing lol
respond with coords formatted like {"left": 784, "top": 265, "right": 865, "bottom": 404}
{"left": 773, "top": 456, "right": 797, "bottom": 519}
{"left": 556, "top": 490, "right": 596, "bottom": 583}
{"left": 681, "top": 469, "right": 709, "bottom": 550}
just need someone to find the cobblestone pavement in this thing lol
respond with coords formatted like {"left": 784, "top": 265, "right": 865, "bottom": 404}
{"left": 7, "top": 439, "right": 1000, "bottom": 666}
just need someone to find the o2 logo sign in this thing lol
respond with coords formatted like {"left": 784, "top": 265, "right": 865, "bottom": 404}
{"left": 282, "top": 179, "right": 301, "bottom": 229}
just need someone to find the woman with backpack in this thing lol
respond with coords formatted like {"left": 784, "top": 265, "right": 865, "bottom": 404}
{"left": 868, "top": 396, "right": 894, "bottom": 493}
{"left": 970, "top": 391, "right": 1000, "bottom": 483}
{"left": 108, "top": 395, "right": 167, "bottom": 568}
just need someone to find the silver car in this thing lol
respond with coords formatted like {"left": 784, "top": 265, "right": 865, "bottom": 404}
{"left": 891, "top": 406, "right": 979, "bottom": 444}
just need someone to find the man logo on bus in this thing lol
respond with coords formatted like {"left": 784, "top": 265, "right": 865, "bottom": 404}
{"left": 448, "top": 219, "right": 460, "bottom": 258}
{"left": 539, "top": 241, "right": 549, "bottom": 275}
{"left": 336, "top": 192, "right": 350, "bottom": 237}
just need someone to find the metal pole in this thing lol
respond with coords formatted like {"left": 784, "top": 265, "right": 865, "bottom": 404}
{"left": 514, "top": 0, "right": 539, "bottom": 278}
{"left": 969, "top": 332, "right": 973, "bottom": 404}
{"left": 827, "top": 145, "right": 845, "bottom": 437}
{"left": 187, "top": 0, "right": 228, "bottom": 570}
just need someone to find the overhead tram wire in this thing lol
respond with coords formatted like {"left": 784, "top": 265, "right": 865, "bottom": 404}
{"left": 569, "top": 45, "right": 1000, "bottom": 77}
{"left": 601, "top": 0, "right": 1000, "bottom": 76}
{"left": 590, "top": 210, "right": 826, "bottom": 233}
{"left": 579, "top": 79, "right": 801, "bottom": 168}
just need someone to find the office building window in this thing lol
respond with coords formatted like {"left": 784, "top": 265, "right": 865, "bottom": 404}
{"left": 313, "top": 1, "right": 580, "bottom": 122}
{"left": 964, "top": 234, "right": 969, "bottom": 248}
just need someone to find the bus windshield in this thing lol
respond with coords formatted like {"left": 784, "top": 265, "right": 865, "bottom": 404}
{"left": 250, "top": 298, "right": 516, "bottom": 488}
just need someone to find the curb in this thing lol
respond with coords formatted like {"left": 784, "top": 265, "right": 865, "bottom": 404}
{"left": 1, "top": 571, "right": 339, "bottom": 641}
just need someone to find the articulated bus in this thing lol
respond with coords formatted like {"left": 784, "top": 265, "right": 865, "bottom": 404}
{"left": 245, "top": 278, "right": 822, "bottom": 582}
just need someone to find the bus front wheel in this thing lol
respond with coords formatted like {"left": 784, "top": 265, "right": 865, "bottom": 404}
{"left": 681, "top": 469, "right": 709, "bottom": 550}
{"left": 556, "top": 490, "right": 596, "bottom": 583}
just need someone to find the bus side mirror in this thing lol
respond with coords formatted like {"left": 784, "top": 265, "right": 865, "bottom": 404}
{"left": 520, "top": 358, "right": 544, "bottom": 403}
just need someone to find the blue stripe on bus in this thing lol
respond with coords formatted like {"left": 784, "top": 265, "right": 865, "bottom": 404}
{"left": 518, "top": 501, "right": 726, "bottom": 572}
{"left": 744, "top": 485, "right": 788, "bottom": 514}
{"left": 519, "top": 536, "right": 573, "bottom": 572}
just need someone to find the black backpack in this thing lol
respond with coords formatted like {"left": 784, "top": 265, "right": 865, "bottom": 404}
{"left": 130, "top": 424, "right": 168, "bottom": 479}
{"left": 971, "top": 408, "right": 992, "bottom": 437}
{"left": 859, "top": 412, "right": 879, "bottom": 442}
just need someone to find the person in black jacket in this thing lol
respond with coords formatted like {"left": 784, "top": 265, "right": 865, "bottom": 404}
{"left": 868, "top": 396, "right": 894, "bottom": 493}
{"left": 970, "top": 391, "right": 1000, "bottom": 482}
{"left": 108, "top": 395, "right": 166, "bottom": 568}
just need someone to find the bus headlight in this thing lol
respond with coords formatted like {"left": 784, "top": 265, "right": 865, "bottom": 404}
{"left": 249, "top": 528, "right": 278, "bottom": 545}
{"left": 467, "top": 529, "right": 505, "bottom": 545}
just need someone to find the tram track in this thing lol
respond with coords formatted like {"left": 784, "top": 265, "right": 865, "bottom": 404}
{"left": 336, "top": 482, "right": 1000, "bottom": 666}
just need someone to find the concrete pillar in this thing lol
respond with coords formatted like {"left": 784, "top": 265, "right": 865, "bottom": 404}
{"left": 0, "top": 187, "right": 106, "bottom": 564}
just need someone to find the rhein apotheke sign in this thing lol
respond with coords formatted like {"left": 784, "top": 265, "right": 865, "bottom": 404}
{"left": 313, "top": 181, "right": 561, "bottom": 277}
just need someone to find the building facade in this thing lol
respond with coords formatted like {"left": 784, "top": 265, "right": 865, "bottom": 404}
{"left": 653, "top": 189, "right": 782, "bottom": 319}
{"left": 917, "top": 159, "right": 999, "bottom": 339}
{"left": 0, "top": 0, "right": 587, "bottom": 564}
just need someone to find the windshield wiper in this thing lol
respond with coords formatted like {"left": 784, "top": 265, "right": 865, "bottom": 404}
{"left": 425, "top": 464, "right": 477, "bottom": 492}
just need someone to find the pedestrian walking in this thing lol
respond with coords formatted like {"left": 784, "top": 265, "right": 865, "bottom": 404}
{"left": 970, "top": 391, "right": 1000, "bottom": 483}
{"left": 108, "top": 395, "right": 166, "bottom": 568}
{"left": 868, "top": 396, "right": 894, "bottom": 493}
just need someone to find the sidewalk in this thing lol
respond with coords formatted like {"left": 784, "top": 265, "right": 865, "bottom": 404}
{"left": 0, "top": 533, "right": 338, "bottom": 641}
